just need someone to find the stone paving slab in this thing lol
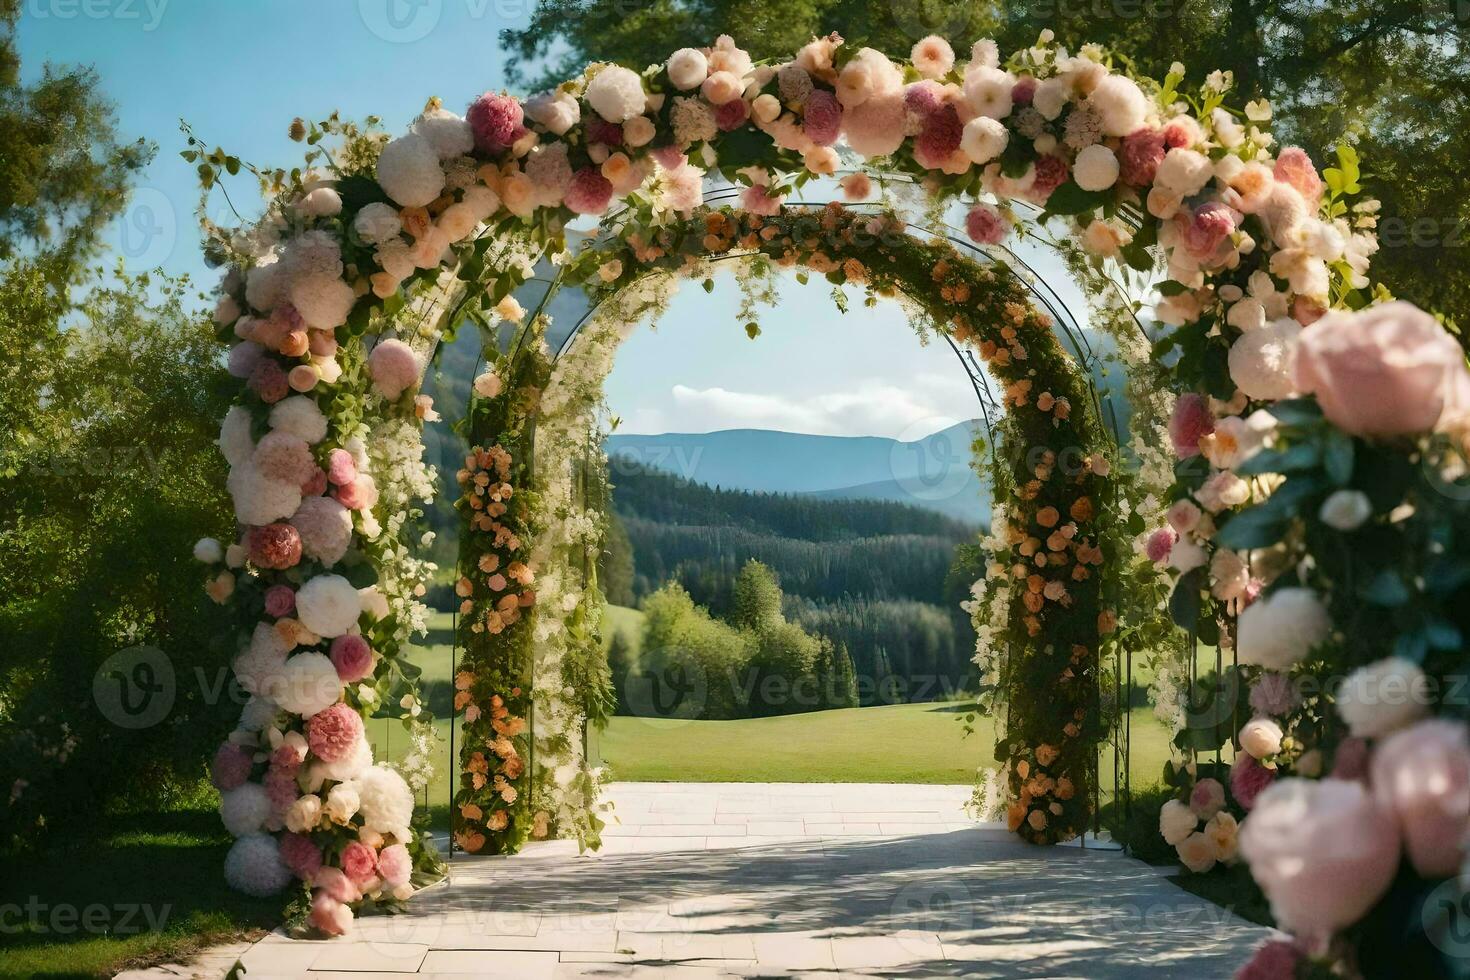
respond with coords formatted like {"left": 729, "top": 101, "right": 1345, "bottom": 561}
{"left": 121, "top": 783, "right": 1270, "bottom": 979}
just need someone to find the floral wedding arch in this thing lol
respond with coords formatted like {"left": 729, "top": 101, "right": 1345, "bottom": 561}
{"left": 189, "top": 28, "right": 1470, "bottom": 972}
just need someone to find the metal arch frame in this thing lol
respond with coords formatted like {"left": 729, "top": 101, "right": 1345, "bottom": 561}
{"left": 450, "top": 183, "right": 1139, "bottom": 845}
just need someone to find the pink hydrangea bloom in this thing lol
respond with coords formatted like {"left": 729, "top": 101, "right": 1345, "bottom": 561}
{"left": 1234, "top": 940, "right": 1303, "bottom": 980}
{"left": 264, "top": 585, "right": 296, "bottom": 618}
{"left": 227, "top": 342, "right": 265, "bottom": 380}
{"left": 306, "top": 702, "right": 365, "bottom": 763}
{"left": 367, "top": 339, "right": 420, "bottom": 401}
{"left": 279, "top": 831, "right": 323, "bottom": 880}
{"left": 309, "top": 892, "right": 353, "bottom": 936}
{"left": 1120, "top": 129, "right": 1166, "bottom": 187}
{"left": 903, "top": 81, "right": 944, "bottom": 122}
{"left": 211, "top": 742, "right": 253, "bottom": 791}
{"left": 341, "top": 840, "right": 378, "bottom": 884}
{"left": 842, "top": 92, "right": 905, "bottom": 158}
{"left": 247, "top": 523, "right": 303, "bottom": 570}
{"left": 1248, "top": 672, "right": 1298, "bottom": 717}
{"left": 1230, "top": 753, "right": 1275, "bottom": 810}
{"left": 1168, "top": 393, "right": 1214, "bottom": 458}
{"left": 802, "top": 90, "right": 842, "bottom": 146}
{"left": 249, "top": 360, "right": 289, "bottom": 404}
{"left": 467, "top": 92, "right": 525, "bottom": 154}
{"left": 376, "top": 843, "right": 412, "bottom": 887}
{"left": 326, "top": 449, "right": 358, "bottom": 487}
{"left": 914, "top": 104, "right": 962, "bottom": 168}
{"left": 715, "top": 99, "right": 749, "bottom": 132}
{"left": 263, "top": 765, "right": 300, "bottom": 814}
{"left": 1273, "top": 147, "right": 1323, "bottom": 206}
{"left": 1144, "top": 528, "right": 1176, "bottom": 564}
{"left": 330, "top": 634, "right": 376, "bottom": 683}
{"left": 564, "top": 167, "right": 614, "bottom": 215}
{"left": 965, "top": 204, "right": 1006, "bottom": 245}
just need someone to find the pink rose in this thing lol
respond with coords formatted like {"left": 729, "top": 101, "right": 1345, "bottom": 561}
{"left": 1230, "top": 754, "right": 1275, "bottom": 811}
{"left": 1189, "top": 777, "right": 1226, "bottom": 820}
{"left": 248, "top": 360, "right": 289, "bottom": 404}
{"left": 330, "top": 634, "right": 376, "bottom": 683}
{"left": 1238, "top": 778, "right": 1399, "bottom": 939}
{"left": 1294, "top": 302, "right": 1470, "bottom": 438}
{"left": 1181, "top": 201, "right": 1239, "bottom": 260}
{"left": 312, "top": 865, "right": 361, "bottom": 904}
{"left": 247, "top": 523, "right": 302, "bottom": 570}
{"left": 341, "top": 840, "right": 378, "bottom": 884}
{"left": 1120, "top": 128, "right": 1165, "bottom": 187}
{"left": 306, "top": 702, "right": 365, "bottom": 763}
{"left": 326, "top": 449, "right": 358, "bottom": 487}
{"left": 309, "top": 891, "right": 353, "bottom": 936}
{"left": 1273, "top": 147, "right": 1323, "bottom": 206}
{"left": 376, "top": 843, "right": 412, "bottom": 886}
{"left": 1370, "top": 719, "right": 1470, "bottom": 878}
{"left": 1144, "top": 528, "right": 1176, "bottom": 564}
{"left": 335, "top": 474, "right": 378, "bottom": 511}
{"left": 300, "top": 467, "right": 327, "bottom": 497}
{"left": 1168, "top": 393, "right": 1214, "bottom": 458}
{"left": 264, "top": 585, "right": 296, "bottom": 618}
{"left": 965, "top": 204, "right": 1006, "bottom": 245}
{"left": 1234, "top": 940, "right": 1304, "bottom": 980}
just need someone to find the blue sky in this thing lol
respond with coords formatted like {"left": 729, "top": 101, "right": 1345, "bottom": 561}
{"left": 19, "top": 1, "right": 1091, "bottom": 438}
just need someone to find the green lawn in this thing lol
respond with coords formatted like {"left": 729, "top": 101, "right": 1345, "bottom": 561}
{"left": 3, "top": 607, "right": 1188, "bottom": 977}
{"left": 0, "top": 809, "right": 279, "bottom": 979}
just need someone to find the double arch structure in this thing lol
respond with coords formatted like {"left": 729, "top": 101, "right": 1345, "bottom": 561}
{"left": 197, "top": 31, "right": 1377, "bottom": 930}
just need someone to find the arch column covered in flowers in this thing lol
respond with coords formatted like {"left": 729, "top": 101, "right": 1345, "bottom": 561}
{"left": 194, "top": 28, "right": 1412, "bottom": 958}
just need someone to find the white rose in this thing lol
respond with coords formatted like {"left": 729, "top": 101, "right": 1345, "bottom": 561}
{"left": 667, "top": 48, "right": 709, "bottom": 91}
{"left": 1336, "top": 657, "right": 1432, "bottom": 738}
{"left": 960, "top": 116, "right": 1009, "bottom": 165}
{"left": 325, "top": 783, "right": 361, "bottom": 824}
{"left": 285, "top": 794, "right": 323, "bottom": 833}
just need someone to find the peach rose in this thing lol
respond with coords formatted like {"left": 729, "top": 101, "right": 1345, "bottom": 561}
{"left": 1294, "top": 302, "right": 1470, "bottom": 438}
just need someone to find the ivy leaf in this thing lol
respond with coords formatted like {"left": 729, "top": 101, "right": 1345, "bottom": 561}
{"left": 1168, "top": 568, "right": 1206, "bottom": 630}
{"left": 1266, "top": 398, "right": 1324, "bottom": 427}
{"left": 701, "top": 278, "right": 714, "bottom": 293}
{"left": 744, "top": 322, "right": 760, "bottom": 339}
{"left": 1323, "top": 431, "right": 1355, "bottom": 486}
{"left": 1040, "top": 181, "right": 1107, "bottom": 216}
{"left": 1359, "top": 569, "right": 1411, "bottom": 607}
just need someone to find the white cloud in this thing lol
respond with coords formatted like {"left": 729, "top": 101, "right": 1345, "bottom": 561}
{"left": 620, "top": 373, "right": 984, "bottom": 438}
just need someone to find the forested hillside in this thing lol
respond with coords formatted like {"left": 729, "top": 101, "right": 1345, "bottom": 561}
{"left": 603, "top": 462, "right": 983, "bottom": 704}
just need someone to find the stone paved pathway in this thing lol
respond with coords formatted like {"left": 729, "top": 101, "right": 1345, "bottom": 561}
{"left": 157, "top": 783, "right": 1270, "bottom": 978}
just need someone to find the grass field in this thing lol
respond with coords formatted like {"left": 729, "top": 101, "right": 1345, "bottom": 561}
{"left": 1, "top": 606, "right": 1193, "bottom": 977}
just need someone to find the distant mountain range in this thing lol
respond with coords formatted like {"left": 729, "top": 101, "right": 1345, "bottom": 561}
{"left": 606, "top": 422, "right": 991, "bottom": 525}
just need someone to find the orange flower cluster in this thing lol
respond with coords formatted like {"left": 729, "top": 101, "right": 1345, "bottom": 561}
{"left": 455, "top": 444, "right": 536, "bottom": 635}
{"left": 453, "top": 681, "right": 537, "bottom": 852}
